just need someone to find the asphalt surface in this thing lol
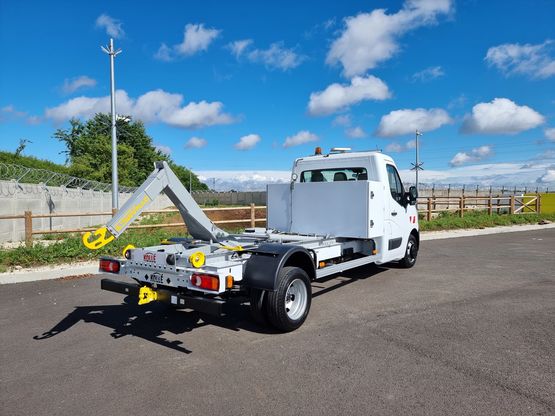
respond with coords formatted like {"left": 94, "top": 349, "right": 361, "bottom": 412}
{"left": 1, "top": 229, "right": 554, "bottom": 416}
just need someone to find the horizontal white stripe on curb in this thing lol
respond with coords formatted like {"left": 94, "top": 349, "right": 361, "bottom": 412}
{"left": 0, "top": 262, "right": 98, "bottom": 284}
{"left": 421, "top": 222, "right": 555, "bottom": 241}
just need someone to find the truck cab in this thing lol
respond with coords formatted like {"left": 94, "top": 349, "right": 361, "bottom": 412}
{"left": 268, "top": 148, "right": 418, "bottom": 265}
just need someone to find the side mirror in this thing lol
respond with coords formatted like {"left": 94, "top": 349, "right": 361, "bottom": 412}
{"left": 408, "top": 186, "right": 418, "bottom": 205}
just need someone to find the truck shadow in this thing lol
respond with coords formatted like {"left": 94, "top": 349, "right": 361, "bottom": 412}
{"left": 33, "top": 263, "right": 389, "bottom": 354}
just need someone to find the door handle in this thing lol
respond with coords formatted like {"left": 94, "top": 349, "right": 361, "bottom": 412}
{"left": 391, "top": 211, "right": 397, "bottom": 216}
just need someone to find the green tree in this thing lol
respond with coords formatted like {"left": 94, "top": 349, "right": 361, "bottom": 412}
{"left": 54, "top": 113, "right": 208, "bottom": 190}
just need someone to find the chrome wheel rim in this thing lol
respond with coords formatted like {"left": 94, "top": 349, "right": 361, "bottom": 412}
{"left": 285, "top": 278, "right": 308, "bottom": 320}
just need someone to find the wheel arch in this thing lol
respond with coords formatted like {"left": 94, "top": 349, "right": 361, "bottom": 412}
{"left": 242, "top": 244, "right": 316, "bottom": 291}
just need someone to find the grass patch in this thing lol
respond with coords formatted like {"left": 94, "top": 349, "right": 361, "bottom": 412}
{"left": 420, "top": 210, "right": 555, "bottom": 232}
{"left": 0, "top": 228, "right": 181, "bottom": 270}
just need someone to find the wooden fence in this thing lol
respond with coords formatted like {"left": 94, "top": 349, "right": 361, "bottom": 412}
{"left": 418, "top": 194, "right": 541, "bottom": 221}
{"left": 0, "top": 194, "right": 541, "bottom": 248}
{"left": 1, "top": 204, "right": 266, "bottom": 248}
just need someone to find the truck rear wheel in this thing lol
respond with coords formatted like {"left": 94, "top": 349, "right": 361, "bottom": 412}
{"left": 266, "top": 266, "right": 311, "bottom": 332}
{"left": 399, "top": 234, "right": 418, "bottom": 268}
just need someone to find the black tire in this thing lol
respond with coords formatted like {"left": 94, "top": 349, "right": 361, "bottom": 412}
{"left": 249, "top": 288, "right": 269, "bottom": 325}
{"left": 266, "top": 267, "right": 311, "bottom": 332}
{"left": 399, "top": 233, "right": 418, "bottom": 268}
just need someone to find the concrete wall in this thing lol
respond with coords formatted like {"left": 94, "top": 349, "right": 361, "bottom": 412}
{"left": 0, "top": 180, "right": 172, "bottom": 243}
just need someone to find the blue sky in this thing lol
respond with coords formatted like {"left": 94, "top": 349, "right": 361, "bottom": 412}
{"left": 1, "top": 0, "right": 555, "bottom": 189}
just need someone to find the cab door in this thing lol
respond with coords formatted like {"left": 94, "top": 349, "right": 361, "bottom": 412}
{"left": 384, "top": 164, "right": 408, "bottom": 261}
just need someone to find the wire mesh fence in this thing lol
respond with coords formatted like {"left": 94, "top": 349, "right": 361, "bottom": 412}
{"left": 0, "top": 162, "right": 137, "bottom": 193}
{"left": 407, "top": 183, "right": 553, "bottom": 195}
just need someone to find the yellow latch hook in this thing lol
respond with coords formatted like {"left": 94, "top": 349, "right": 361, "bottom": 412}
{"left": 82, "top": 226, "right": 115, "bottom": 250}
{"left": 138, "top": 286, "right": 158, "bottom": 305}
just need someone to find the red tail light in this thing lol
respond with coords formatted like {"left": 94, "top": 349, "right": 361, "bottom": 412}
{"left": 190, "top": 273, "right": 219, "bottom": 291}
{"left": 100, "top": 258, "right": 121, "bottom": 273}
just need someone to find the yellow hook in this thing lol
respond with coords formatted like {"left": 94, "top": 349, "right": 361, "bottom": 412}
{"left": 82, "top": 227, "right": 115, "bottom": 250}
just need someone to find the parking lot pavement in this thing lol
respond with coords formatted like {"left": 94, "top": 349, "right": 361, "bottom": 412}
{"left": 1, "top": 229, "right": 553, "bottom": 416}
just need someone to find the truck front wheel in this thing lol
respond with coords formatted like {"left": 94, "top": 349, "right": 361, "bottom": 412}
{"left": 266, "top": 267, "right": 311, "bottom": 332}
{"left": 399, "top": 234, "right": 418, "bottom": 268}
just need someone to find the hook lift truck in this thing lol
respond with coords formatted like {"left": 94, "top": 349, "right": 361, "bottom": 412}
{"left": 84, "top": 147, "right": 419, "bottom": 332}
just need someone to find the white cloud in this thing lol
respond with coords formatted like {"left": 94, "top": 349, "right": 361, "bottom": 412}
{"left": 163, "top": 101, "right": 234, "bottom": 129}
{"left": 62, "top": 76, "right": 97, "bottom": 94}
{"left": 1, "top": 105, "right": 26, "bottom": 118}
{"left": 449, "top": 145, "right": 493, "bottom": 167}
{"left": 345, "top": 126, "right": 367, "bottom": 138}
{"left": 308, "top": 75, "right": 391, "bottom": 116}
{"left": 538, "top": 169, "right": 555, "bottom": 183}
{"left": 154, "top": 43, "right": 173, "bottom": 61}
{"left": 399, "top": 161, "right": 555, "bottom": 187}
{"left": 26, "top": 115, "right": 42, "bottom": 125}
{"left": 176, "top": 23, "right": 220, "bottom": 56}
{"left": 234, "top": 134, "right": 261, "bottom": 150}
{"left": 412, "top": 66, "right": 445, "bottom": 82}
{"left": 154, "top": 23, "right": 220, "bottom": 60}
{"left": 95, "top": 14, "right": 125, "bottom": 39}
{"left": 326, "top": 0, "right": 453, "bottom": 77}
{"left": 332, "top": 114, "right": 351, "bottom": 127}
{"left": 247, "top": 42, "right": 304, "bottom": 70}
{"left": 485, "top": 40, "right": 555, "bottom": 79}
{"left": 0, "top": 105, "right": 41, "bottom": 125}
{"left": 386, "top": 139, "right": 416, "bottom": 153}
{"left": 185, "top": 137, "right": 207, "bottom": 149}
{"left": 376, "top": 108, "right": 451, "bottom": 137}
{"left": 197, "top": 170, "right": 290, "bottom": 191}
{"left": 385, "top": 143, "right": 403, "bottom": 153}
{"left": 461, "top": 98, "right": 545, "bottom": 135}
{"left": 44, "top": 89, "right": 236, "bottom": 129}
{"left": 228, "top": 40, "right": 305, "bottom": 70}
{"left": 228, "top": 39, "right": 253, "bottom": 58}
{"left": 155, "top": 144, "right": 172, "bottom": 156}
{"left": 283, "top": 130, "right": 318, "bottom": 148}
{"left": 545, "top": 128, "right": 555, "bottom": 142}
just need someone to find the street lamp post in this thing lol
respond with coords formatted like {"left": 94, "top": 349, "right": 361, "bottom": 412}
{"left": 101, "top": 38, "right": 122, "bottom": 211}
{"left": 411, "top": 130, "right": 424, "bottom": 191}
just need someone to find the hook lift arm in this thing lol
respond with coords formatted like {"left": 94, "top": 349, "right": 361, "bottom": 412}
{"left": 83, "top": 161, "right": 229, "bottom": 249}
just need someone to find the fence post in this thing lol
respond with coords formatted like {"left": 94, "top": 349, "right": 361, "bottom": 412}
{"left": 509, "top": 195, "right": 515, "bottom": 214}
{"left": 536, "top": 194, "right": 541, "bottom": 214}
{"left": 426, "top": 198, "right": 432, "bottom": 221}
{"left": 24, "top": 210, "right": 33, "bottom": 247}
{"left": 250, "top": 203, "right": 255, "bottom": 228}
{"left": 459, "top": 197, "right": 464, "bottom": 218}
{"left": 488, "top": 195, "right": 493, "bottom": 216}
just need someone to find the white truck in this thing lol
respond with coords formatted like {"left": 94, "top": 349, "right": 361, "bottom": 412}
{"left": 85, "top": 148, "right": 419, "bottom": 332}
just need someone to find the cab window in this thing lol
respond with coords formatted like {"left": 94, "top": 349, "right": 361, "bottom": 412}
{"left": 386, "top": 164, "right": 404, "bottom": 204}
{"left": 300, "top": 167, "right": 367, "bottom": 182}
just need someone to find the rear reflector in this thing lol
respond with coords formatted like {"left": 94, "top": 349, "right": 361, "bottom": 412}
{"left": 191, "top": 273, "right": 219, "bottom": 291}
{"left": 99, "top": 259, "right": 121, "bottom": 274}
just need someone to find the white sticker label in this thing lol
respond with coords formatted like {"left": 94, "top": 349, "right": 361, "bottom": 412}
{"left": 171, "top": 295, "right": 177, "bottom": 304}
